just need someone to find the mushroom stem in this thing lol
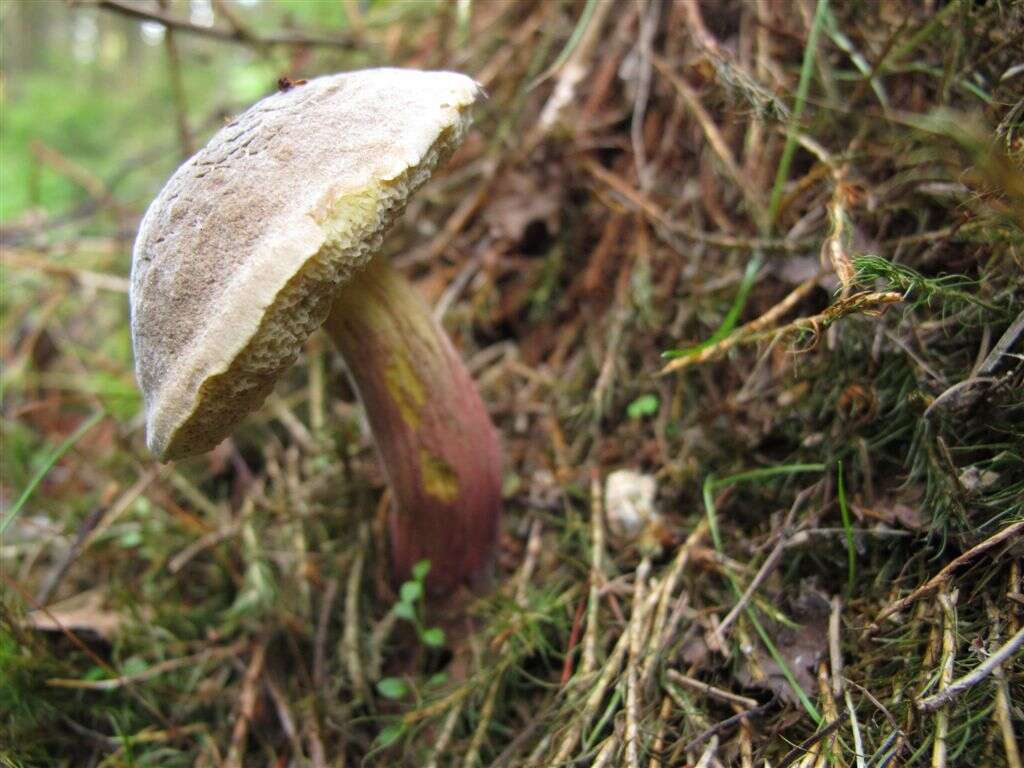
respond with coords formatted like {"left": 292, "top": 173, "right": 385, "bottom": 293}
{"left": 324, "top": 255, "right": 501, "bottom": 592}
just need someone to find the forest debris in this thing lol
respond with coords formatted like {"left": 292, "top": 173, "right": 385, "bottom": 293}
{"left": 225, "top": 640, "right": 269, "bottom": 768}
{"left": 6, "top": 1, "right": 1023, "bottom": 765}
{"left": 977, "top": 309, "right": 1024, "bottom": 376}
{"left": 581, "top": 469, "right": 606, "bottom": 680}
{"left": 666, "top": 669, "right": 759, "bottom": 709}
{"left": 604, "top": 469, "right": 659, "bottom": 539}
{"left": 929, "top": 589, "right": 958, "bottom": 768}
{"left": 917, "top": 624, "right": 1024, "bottom": 713}
{"left": 870, "top": 521, "right": 1024, "bottom": 631}
{"left": 25, "top": 590, "right": 124, "bottom": 640}
{"left": 483, "top": 170, "right": 562, "bottom": 246}
{"left": 277, "top": 77, "right": 308, "bottom": 91}
{"left": 775, "top": 717, "right": 848, "bottom": 768}
{"left": 957, "top": 465, "right": 1001, "bottom": 495}
{"left": 47, "top": 637, "right": 248, "bottom": 690}
{"left": 97, "top": 0, "right": 360, "bottom": 49}
{"left": 736, "top": 606, "right": 829, "bottom": 706}
{"left": 1, "top": 250, "right": 130, "bottom": 293}
{"left": 851, "top": 498, "right": 925, "bottom": 531}
{"left": 660, "top": 290, "right": 903, "bottom": 374}
{"left": 534, "top": 0, "right": 617, "bottom": 136}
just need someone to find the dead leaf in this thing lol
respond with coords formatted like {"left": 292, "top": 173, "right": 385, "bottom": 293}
{"left": 735, "top": 588, "right": 829, "bottom": 705}
{"left": 25, "top": 590, "right": 124, "bottom": 640}
{"left": 853, "top": 498, "right": 925, "bottom": 531}
{"left": 958, "top": 465, "right": 1001, "bottom": 495}
{"left": 483, "top": 170, "right": 562, "bottom": 250}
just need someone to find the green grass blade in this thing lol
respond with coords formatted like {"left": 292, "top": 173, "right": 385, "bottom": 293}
{"left": 704, "top": 463, "right": 826, "bottom": 551}
{"left": 715, "top": 464, "right": 827, "bottom": 489}
{"left": 662, "top": 256, "right": 761, "bottom": 360}
{"left": 703, "top": 473, "right": 722, "bottom": 551}
{"left": 1, "top": 409, "right": 105, "bottom": 535}
{"left": 661, "top": 0, "right": 830, "bottom": 362}
{"left": 703, "top": 462, "right": 827, "bottom": 722}
{"left": 527, "top": 0, "right": 600, "bottom": 92}
{"left": 837, "top": 460, "right": 856, "bottom": 598}
{"left": 767, "top": 0, "right": 830, "bottom": 227}
{"left": 744, "top": 603, "right": 823, "bottom": 724}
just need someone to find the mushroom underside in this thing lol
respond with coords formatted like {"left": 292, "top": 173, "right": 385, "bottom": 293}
{"left": 150, "top": 124, "right": 462, "bottom": 460}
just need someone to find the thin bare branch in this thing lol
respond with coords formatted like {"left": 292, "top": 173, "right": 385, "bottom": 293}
{"left": 917, "top": 625, "right": 1024, "bottom": 713}
{"left": 96, "top": 0, "right": 359, "bottom": 49}
{"left": 871, "top": 521, "right": 1024, "bottom": 631}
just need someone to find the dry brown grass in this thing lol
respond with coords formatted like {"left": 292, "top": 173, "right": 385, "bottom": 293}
{"left": 2, "top": 1, "right": 1022, "bottom": 766}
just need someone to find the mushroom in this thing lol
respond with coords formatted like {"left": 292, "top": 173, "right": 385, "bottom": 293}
{"left": 130, "top": 69, "right": 501, "bottom": 592}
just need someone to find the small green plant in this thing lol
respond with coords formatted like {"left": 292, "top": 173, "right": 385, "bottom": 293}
{"left": 375, "top": 677, "right": 408, "bottom": 700}
{"left": 853, "top": 254, "right": 999, "bottom": 314}
{"left": 373, "top": 721, "right": 407, "bottom": 750}
{"left": 393, "top": 559, "right": 446, "bottom": 648}
{"left": 626, "top": 393, "right": 659, "bottom": 419}
{"left": 372, "top": 560, "right": 449, "bottom": 748}
{"left": 373, "top": 670, "right": 449, "bottom": 751}
{"left": 375, "top": 670, "right": 449, "bottom": 703}
{"left": 374, "top": 560, "right": 447, "bottom": 706}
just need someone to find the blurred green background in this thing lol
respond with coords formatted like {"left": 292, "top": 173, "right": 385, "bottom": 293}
{"left": 1, "top": 0, "right": 453, "bottom": 469}
{"left": 0, "top": 1, "right": 401, "bottom": 222}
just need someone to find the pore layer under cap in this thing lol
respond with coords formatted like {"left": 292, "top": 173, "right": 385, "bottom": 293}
{"left": 130, "top": 68, "right": 480, "bottom": 460}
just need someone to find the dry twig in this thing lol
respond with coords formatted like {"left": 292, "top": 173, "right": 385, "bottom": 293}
{"left": 871, "top": 521, "right": 1024, "bottom": 630}
{"left": 930, "top": 589, "right": 958, "bottom": 768}
{"left": 917, "top": 624, "right": 1024, "bottom": 713}
{"left": 96, "top": 0, "right": 359, "bottom": 49}
{"left": 225, "top": 640, "right": 268, "bottom": 768}
{"left": 665, "top": 669, "right": 759, "bottom": 709}
{"left": 660, "top": 291, "right": 903, "bottom": 375}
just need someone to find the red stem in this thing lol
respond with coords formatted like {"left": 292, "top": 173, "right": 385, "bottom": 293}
{"left": 324, "top": 256, "right": 502, "bottom": 592}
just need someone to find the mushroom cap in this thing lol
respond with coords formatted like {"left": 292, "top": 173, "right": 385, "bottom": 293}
{"left": 130, "top": 69, "right": 480, "bottom": 460}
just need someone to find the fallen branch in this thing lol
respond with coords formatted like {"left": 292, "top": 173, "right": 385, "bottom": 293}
{"left": 47, "top": 640, "right": 247, "bottom": 690}
{"left": 681, "top": 700, "right": 774, "bottom": 753}
{"left": 916, "top": 625, "right": 1024, "bottom": 713}
{"left": 870, "top": 520, "right": 1024, "bottom": 631}
{"left": 96, "top": 0, "right": 359, "bottom": 49}
{"left": 776, "top": 717, "right": 847, "bottom": 768}
{"left": 225, "top": 640, "right": 269, "bottom": 768}
{"left": 661, "top": 290, "right": 903, "bottom": 374}
{"left": 665, "top": 669, "right": 759, "bottom": 709}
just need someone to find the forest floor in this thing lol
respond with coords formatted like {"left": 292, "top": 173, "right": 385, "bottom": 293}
{"left": 2, "top": 1, "right": 1023, "bottom": 767}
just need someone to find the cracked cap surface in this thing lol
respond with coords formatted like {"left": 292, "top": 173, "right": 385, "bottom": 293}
{"left": 130, "top": 68, "right": 480, "bottom": 460}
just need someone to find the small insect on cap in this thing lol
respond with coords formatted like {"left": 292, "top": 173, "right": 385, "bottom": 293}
{"left": 130, "top": 69, "right": 481, "bottom": 461}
